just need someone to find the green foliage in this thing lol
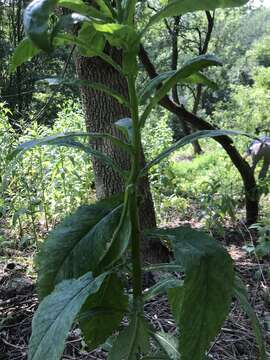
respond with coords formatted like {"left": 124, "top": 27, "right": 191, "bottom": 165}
{"left": 7, "top": 0, "right": 266, "bottom": 359}
{"left": 1, "top": 101, "right": 94, "bottom": 245}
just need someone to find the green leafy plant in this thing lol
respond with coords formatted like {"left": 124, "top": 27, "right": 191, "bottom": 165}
{"left": 10, "top": 0, "right": 267, "bottom": 359}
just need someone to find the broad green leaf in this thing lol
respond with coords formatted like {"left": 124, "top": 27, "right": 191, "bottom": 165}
{"left": 28, "top": 272, "right": 107, "bottom": 360}
{"left": 77, "top": 23, "right": 106, "bottom": 57}
{"left": 93, "top": 23, "right": 139, "bottom": 50}
{"left": 234, "top": 276, "right": 267, "bottom": 360}
{"left": 41, "top": 77, "right": 130, "bottom": 108}
{"left": 139, "top": 70, "right": 218, "bottom": 105}
{"left": 149, "top": 227, "right": 234, "bottom": 360}
{"left": 115, "top": 118, "right": 133, "bottom": 142}
{"left": 108, "top": 315, "right": 150, "bottom": 360}
{"left": 36, "top": 195, "right": 123, "bottom": 298}
{"left": 10, "top": 38, "right": 41, "bottom": 73}
{"left": 140, "top": 55, "right": 222, "bottom": 126}
{"left": 143, "top": 277, "right": 183, "bottom": 302}
{"left": 8, "top": 133, "right": 127, "bottom": 175}
{"left": 79, "top": 273, "right": 128, "bottom": 350}
{"left": 24, "top": 0, "right": 57, "bottom": 52}
{"left": 143, "top": 0, "right": 249, "bottom": 35}
{"left": 142, "top": 129, "right": 251, "bottom": 173}
{"left": 152, "top": 332, "right": 180, "bottom": 360}
{"left": 58, "top": 0, "right": 109, "bottom": 20}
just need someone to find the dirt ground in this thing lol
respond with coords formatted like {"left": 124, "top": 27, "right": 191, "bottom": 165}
{"left": 0, "top": 228, "right": 270, "bottom": 360}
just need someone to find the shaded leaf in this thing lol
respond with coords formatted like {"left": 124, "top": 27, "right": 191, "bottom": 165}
{"left": 10, "top": 38, "right": 41, "bottom": 73}
{"left": 143, "top": 263, "right": 182, "bottom": 273}
{"left": 98, "top": 185, "right": 132, "bottom": 271}
{"left": 79, "top": 273, "right": 128, "bottom": 350}
{"left": 28, "top": 272, "right": 107, "bottom": 360}
{"left": 143, "top": 277, "right": 183, "bottom": 302}
{"left": 36, "top": 195, "right": 123, "bottom": 298}
{"left": 77, "top": 22, "right": 105, "bottom": 57}
{"left": 152, "top": 332, "right": 180, "bottom": 360}
{"left": 108, "top": 315, "right": 150, "bottom": 360}
{"left": 234, "top": 276, "right": 267, "bottom": 360}
{"left": 148, "top": 227, "right": 234, "bottom": 360}
{"left": 42, "top": 77, "right": 130, "bottom": 107}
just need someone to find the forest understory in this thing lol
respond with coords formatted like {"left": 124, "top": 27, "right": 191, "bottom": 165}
{"left": 1, "top": 224, "right": 269, "bottom": 360}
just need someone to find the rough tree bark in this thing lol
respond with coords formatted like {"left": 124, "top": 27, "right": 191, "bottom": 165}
{"left": 139, "top": 45, "right": 259, "bottom": 224}
{"left": 76, "top": 49, "right": 169, "bottom": 263}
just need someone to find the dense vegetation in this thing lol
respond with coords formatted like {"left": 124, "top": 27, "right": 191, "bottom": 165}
{"left": 0, "top": 0, "right": 270, "bottom": 359}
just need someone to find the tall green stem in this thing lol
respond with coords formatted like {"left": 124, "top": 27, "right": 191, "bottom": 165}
{"left": 127, "top": 72, "right": 143, "bottom": 308}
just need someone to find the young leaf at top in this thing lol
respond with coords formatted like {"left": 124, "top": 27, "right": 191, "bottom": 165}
{"left": 36, "top": 195, "right": 123, "bottom": 298}
{"left": 147, "top": 227, "right": 234, "bottom": 360}
{"left": 108, "top": 315, "right": 150, "bottom": 360}
{"left": 9, "top": 38, "right": 41, "bottom": 73}
{"left": 58, "top": 0, "right": 109, "bottom": 21}
{"left": 143, "top": 0, "right": 249, "bottom": 35}
{"left": 79, "top": 273, "right": 128, "bottom": 350}
{"left": 28, "top": 272, "right": 108, "bottom": 360}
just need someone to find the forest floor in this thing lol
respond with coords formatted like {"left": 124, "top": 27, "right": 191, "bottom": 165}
{"left": 0, "top": 225, "right": 270, "bottom": 360}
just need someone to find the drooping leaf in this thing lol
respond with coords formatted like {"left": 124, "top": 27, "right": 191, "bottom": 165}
{"left": 139, "top": 70, "right": 218, "bottom": 105}
{"left": 28, "top": 272, "right": 107, "bottom": 360}
{"left": 108, "top": 315, "right": 150, "bottom": 360}
{"left": 148, "top": 227, "right": 234, "bottom": 360}
{"left": 167, "top": 286, "right": 184, "bottom": 324}
{"left": 140, "top": 55, "right": 222, "bottom": 126}
{"left": 79, "top": 273, "right": 128, "bottom": 350}
{"left": 143, "top": 0, "right": 249, "bottom": 35}
{"left": 143, "top": 277, "right": 183, "bottom": 302}
{"left": 10, "top": 38, "right": 41, "bottom": 73}
{"left": 24, "top": 0, "right": 57, "bottom": 52}
{"left": 58, "top": 0, "right": 109, "bottom": 20}
{"left": 152, "top": 332, "right": 180, "bottom": 360}
{"left": 234, "top": 276, "right": 267, "bottom": 360}
{"left": 142, "top": 129, "right": 251, "bottom": 173}
{"left": 115, "top": 118, "right": 133, "bottom": 142}
{"left": 143, "top": 263, "right": 182, "bottom": 273}
{"left": 41, "top": 77, "right": 130, "bottom": 107}
{"left": 8, "top": 133, "right": 127, "bottom": 175}
{"left": 36, "top": 195, "right": 123, "bottom": 298}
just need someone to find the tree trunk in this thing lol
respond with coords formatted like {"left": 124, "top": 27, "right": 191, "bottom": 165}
{"left": 76, "top": 51, "right": 169, "bottom": 263}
